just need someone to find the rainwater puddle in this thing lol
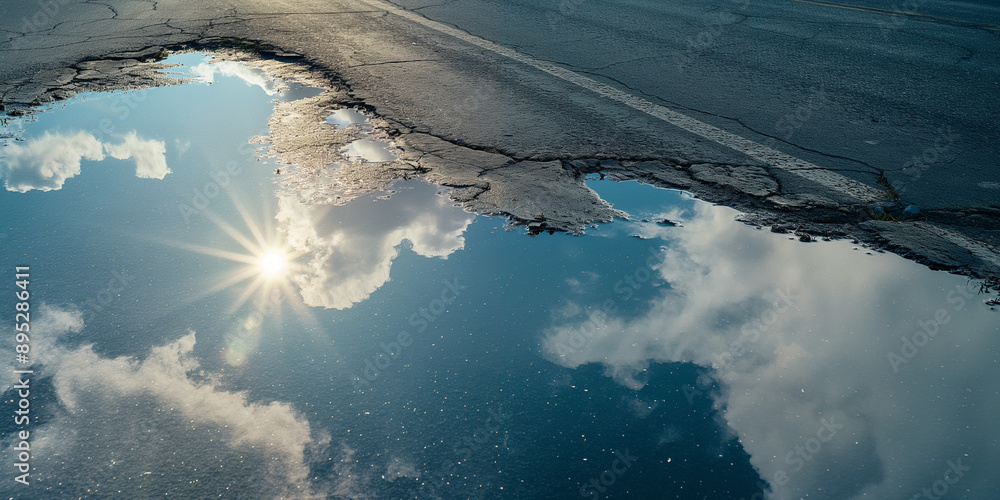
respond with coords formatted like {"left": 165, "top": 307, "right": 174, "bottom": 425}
{"left": 326, "top": 107, "right": 369, "bottom": 128}
{"left": 325, "top": 107, "right": 397, "bottom": 162}
{"left": 341, "top": 137, "right": 397, "bottom": 162}
{"left": 1, "top": 53, "right": 997, "bottom": 500}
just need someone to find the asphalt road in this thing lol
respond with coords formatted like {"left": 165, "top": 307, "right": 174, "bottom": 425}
{"left": 390, "top": 0, "right": 1000, "bottom": 208}
{"left": 1, "top": 0, "right": 998, "bottom": 273}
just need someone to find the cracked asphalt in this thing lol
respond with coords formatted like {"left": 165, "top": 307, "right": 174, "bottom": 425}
{"left": 1, "top": 0, "right": 998, "bottom": 275}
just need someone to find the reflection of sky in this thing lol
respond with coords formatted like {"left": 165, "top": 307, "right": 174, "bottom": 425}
{"left": 277, "top": 182, "right": 474, "bottom": 309}
{"left": 341, "top": 138, "right": 398, "bottom": 163}
{"left": 0, "top": 130, "right": 169, "bottom": 192}
{"left": 1, "top": 55, "right": 997, "bottom": 500}
{"left": 190, "top": 60, "right": 285, "bottom": 95}
{"left": 0, "top": 307, "right": 325, "bottom": 497}
{"left": 326, "top": 108, "right": 368, "bottom": 128}
{"left": 0, "top": 55, "right": 327, "bottom": 497}
{"left": 187, "top": 57, "right": 322, "bottom": 101}
{"left": 545, "top": 180, "right": 1000, "bottom": 499}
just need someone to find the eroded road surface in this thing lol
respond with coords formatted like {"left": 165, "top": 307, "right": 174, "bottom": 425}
{"left": 2, "top": 0, "right": 999, "bottom": 273}
{"left": 2, "top": 2, "right": 1000, "bottom": 500}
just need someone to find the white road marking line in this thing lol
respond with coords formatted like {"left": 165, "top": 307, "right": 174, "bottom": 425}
{"left": 360, "top": 0, "right": 1000, "bottom": 272}
{"left": 359, "top": 0, "right": 883, "bottom": 202}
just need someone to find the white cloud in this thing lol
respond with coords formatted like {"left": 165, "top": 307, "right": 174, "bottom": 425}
{"left": 553, "top": 300, "right": 582, "bottom": 320}
{"left": 174, "top": 138, "right": 192, "bottom": 156}
{"left": 1, "top": 304, "right": 327, "bottom": 498}
{"left": 565, "top": 270, "right": 600, "bottom": 294}
{"left": 384, "top": 456, "right": 420, "bottom": 482}
{"left": 277, "top": 181, "right": 475, "bottom": 309}
{"left": 190, "top": 61, "right": 284, "bottom": 95}
{"left": 624, "top": 395, "right": 659, "bottom": 419}
{"left": 1, "top": 131, "right": 104, "bottom": 192}
{"left": 105, "top": 131, "right": 170, "bottom": 179}
{"left": 541, "top": 202, "right": 1000, "bottom": 499}
{"left": 656, "top": 426, "right": 683, "bottom": 448}
{"left": 342, "top": 138, "right": 397, "bottom": 163}
{"left": 1, "top": 302, "right": 83, "bottom": 390}
{"left": 331, "top": 444, "right": 373, "bottom": 499}
{"left": 1, "top": 130, "right": 170, "bottom": 192}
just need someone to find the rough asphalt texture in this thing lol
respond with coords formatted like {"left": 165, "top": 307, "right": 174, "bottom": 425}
{"left": 1, "top": 0, "right": 998, "bottom": 276}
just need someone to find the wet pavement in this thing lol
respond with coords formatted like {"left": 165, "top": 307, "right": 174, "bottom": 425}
{"left": 3, "top": 0, "right": 1000, "bottom": 497}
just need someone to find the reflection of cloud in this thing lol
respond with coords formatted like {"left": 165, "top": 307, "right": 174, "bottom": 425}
{"left": 624, "top": 395, "right": 659, "bottom": 419}
{"left": 1, "top": 304, "right": 327, "bottom": 498}
{"left": 277, "top": 181, "right": 475, "bottom": 309}
{"left": 327, "top": 108, "right": 368, "bottom": 128}
{"left": 174, "top": 138, "right": 192, "bottom": 156}
{"left": 332, "top": 444, "right": 372, "bottom": 499}
{"left": 1, "top": 302, "right": 83, "bottom": 389}
{"left": 542, "top": 202, "right": 1000, "bottom": 499}
{"left": 552, "top": 300, "right": 582, "bottom": 320}
{"left": 191, "top": 61, "right": 284, "bottom": 95}
{"left": 384, "top": 456, "right": 420, "bottom": 482}
{"left": 656, "top": 426, "right": 682, "bottom": 448}
{"left": 104, "top": 131, "right": 170, "bottom": 179}
{"left": 565, "top": 270, "right": 599, "bottom": 294}
{"left": 342, "top": 138, "right": 397, "bottom": 163}
{"left": 0, "top": 130, "right": 170, "bottom": 192}
{"left": 1, "top": 131, "right": 104, "bottom": 192}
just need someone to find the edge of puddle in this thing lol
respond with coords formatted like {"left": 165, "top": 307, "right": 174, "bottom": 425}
{"left": 2, "top": 40, "right": 999, "bottom": 286}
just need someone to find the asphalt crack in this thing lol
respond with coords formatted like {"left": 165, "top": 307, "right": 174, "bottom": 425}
{"left": 733, "top": 117, "right": 883, "bottom": 173}
{"left": 83, "top": 0, "right": 120, "bottom": 19}
{"left": 347, "top": 58, "right": 442, "bottom": 68}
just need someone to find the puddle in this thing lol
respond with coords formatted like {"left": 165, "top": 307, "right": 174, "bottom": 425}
{"left": 326, "top": 107, "right": 369, "bottom": 128}
{"left": 326, "top": 108, "right": 399, "bottom": 162}
{"left": 326, "top": 106, "right": 397, "bottom": 163}
{"left": 582, "top": 181, "right": 999, "bottom": 499}
{"left": 1, "top": 53, "right": 998, "bottom": 499}
{"left": 341, "top": 137, "right": 398, "bottom": 162}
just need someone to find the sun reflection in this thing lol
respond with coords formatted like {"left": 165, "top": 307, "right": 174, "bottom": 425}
{"left": 259, "top": 250, "right": 287, "bottom": 277}
{"left": 161, "top": 193, "right": 317, "bottom": 367}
